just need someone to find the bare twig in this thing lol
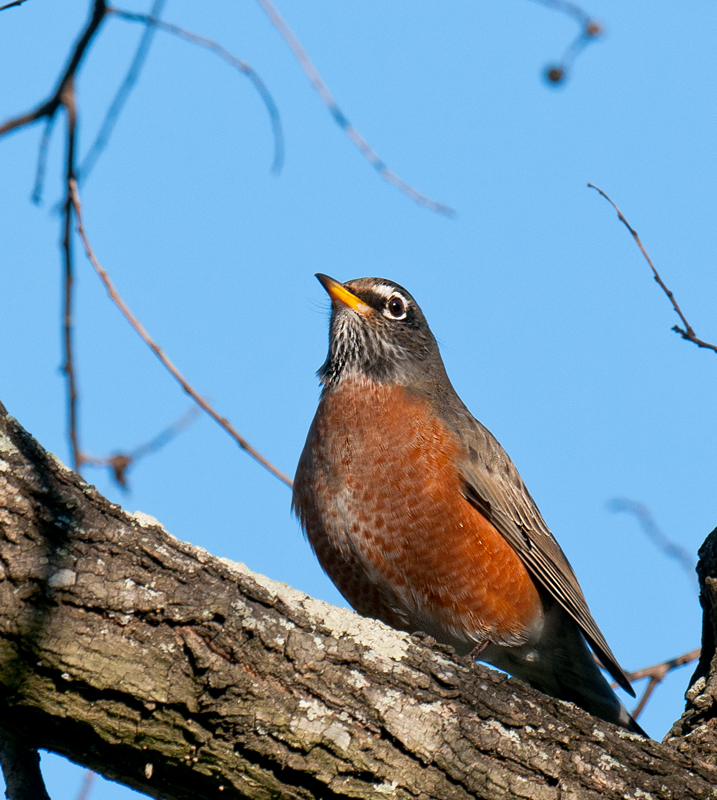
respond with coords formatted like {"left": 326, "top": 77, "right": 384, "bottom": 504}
{"left": 83, "top": 404, "right": 201, "bottom": 488}
{"left": 0, "top": 0, "right": 30, "bottom": 10}
{"left": 79, "top": 0, "right": 167, "bottom": 183}
{"left": 68, "top": 179, "right": 293, "bottom": 488}
{"left": 596, "top": 645, "right": 700, "bottom": 718}
{"left": 254, "top": 0, "right": 454, "bottom": 216}
{"left": 588, "top": 183, "right": 717, "bottom": 354}
{"left": 110, "top": 6, "right": 284, "bottom": 174}
{"left": 75, "top": 770, "right": 96, "bottom": 800}
{"left": 625, "top": 649, "right": 700, "bottom": 719}
{"left": 527, "top": 0, "right": 602, "bottom": 85}
{"left": 3, "top": 0, "right": 291, "bottom": 484}
{"left": 31, "top": 114, "right": 57, "bottom": 204}
{"left": 0, "top": 1, "right": 110, "bottom": 471}
{"left": 0, "top": 0, "right": 108, "bottom": 138}
{"left": 607, "top": 499, "right": 697, "bottom": 590}
{"left": 528, "top": 0, "right": 592, "bottom": 26}
{"left": 61, "top": 80, "right": 82, "bottom": 473}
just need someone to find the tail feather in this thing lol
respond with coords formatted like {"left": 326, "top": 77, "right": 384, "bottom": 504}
{"left": 482, "top": 603, "right": 646, "bottom": 736}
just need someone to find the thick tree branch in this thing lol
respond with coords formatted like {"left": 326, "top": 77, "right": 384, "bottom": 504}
{"left": 1, "top": 401, "right": 717, "bottom": 798}
{"left": 0, "top": 728, "right": 51, "bottom": 800}
{"left": 666, "top": 527, "right": 717, "bottom": 763}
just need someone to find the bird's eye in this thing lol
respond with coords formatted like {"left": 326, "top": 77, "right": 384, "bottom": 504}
{"left": 386, "top": 295, "right": 406, "bottom": 319}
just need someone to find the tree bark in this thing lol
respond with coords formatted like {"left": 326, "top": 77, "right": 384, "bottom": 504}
{"left": 0, "top": 399, "right": 716, "bottom": 800}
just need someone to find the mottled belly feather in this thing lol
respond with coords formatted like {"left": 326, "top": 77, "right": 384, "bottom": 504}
{"left": 293, "top": 377, "right": 542, "bottom": 652}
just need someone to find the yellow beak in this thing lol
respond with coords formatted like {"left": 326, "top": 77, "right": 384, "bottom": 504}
{"left": 316, "top": 274, "right": 370, "bottom": 314}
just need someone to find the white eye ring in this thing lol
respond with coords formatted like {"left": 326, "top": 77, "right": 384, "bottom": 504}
{"left": 383, "top": 293, "right": 408, "bottom": 320}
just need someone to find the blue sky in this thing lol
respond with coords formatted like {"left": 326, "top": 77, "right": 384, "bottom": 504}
{"left": 2, "top": 0, "right": 717, "bottom": 795}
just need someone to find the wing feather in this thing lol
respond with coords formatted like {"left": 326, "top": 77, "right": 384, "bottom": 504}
{"left": 449, "top": 410, "right": 634, "bottom": 696}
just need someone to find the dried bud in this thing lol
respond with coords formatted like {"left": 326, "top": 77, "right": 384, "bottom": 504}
{"left": 545, "top": 66, "right": 565, "bottom": 84}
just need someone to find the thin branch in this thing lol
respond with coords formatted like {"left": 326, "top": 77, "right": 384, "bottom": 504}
{"left": 3, "top": 0, "right": 289, "bottom": 484}
{"left": 31, "top": 114, "right": 57, "bottom": 205}
{"left": 527, "top": 0, "right": 603, "bottom": 85}
{"left": 74, "top": 770, "right": 96, "bottom": 800}
{"left": 254, "top": 0, "right": 454, "bottom": 216}
{"left": 631, "top": 676, "right": 660, "bottom": 720}
{"left": 127, "top": 403, "right": 202, "bottom": 462}
{"left": 0, "top": 0, "right": 108, "bottom": 138}
{"left": 68, "top": 179, "right": 293, "bottom": 488}
{"left": 607, "top": 499, "right": 697, "bottom": 591}
{"left": 595, "top": 644, "right": 701, "bottom": 718}
{"left": 78, "top": 0, "right": 167, "bottom": 183}
{"left": 625, "top": 648, "right": 701, "bottom": 685}
{"left": 0, "top": 0, "right": 29, "bottom": 10}
{"left": 109, "top": 6, "right": 284, "bottom": 174}
{"left": 528, "top": 0, "right": 592, "bottom": 26}
{"left": 0, "top": 1, "right": 110, "bottom": 470}
{"left": 588, "top": 183, "right": 717, "bottom": 354}
{"left": 61, "top": 80, "right": 82, "bottom": 474}
{"left": 625, "top": 648, "right": 701, "bottom": 719}
{"left": 83, "top": 404, "right": 201, "bottom": 489}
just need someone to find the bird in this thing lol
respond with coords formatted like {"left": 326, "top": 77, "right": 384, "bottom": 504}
{"left": 293, "top": 273, "right": 644, "bottom": 734}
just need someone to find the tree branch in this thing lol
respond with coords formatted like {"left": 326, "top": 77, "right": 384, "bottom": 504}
{"left": 588, "top": 183, "right": 717, "bottom": 355}
{"left": 62, "top": 80, "right": 82, "bottom": 474}
{"left": 526, "top": 0, "right": 603, "bottom": 85}
{"left": 625, "top": 649, "right": 701, "bottom": 719}
{"left": 665, "top": 527, "right": 717, "bottom": 762}
{"left": 78, "top": 0, "right": 167, "bottom": 183}
{"left": 0, "top": 0, "right": 110, "bottom": 474}
{"left": 0, "top": 0, "right": 107, "bottom": 138}
{"left": 0, "top": 0, "right": 31, "bottom": 10}
{"left": 607, "top": 499, "right": 697, "bottom": 591}
{"left": 0, "top": 729, "right": 51, "bottom": 800}
{"left": 82, "top": 404, "right": 201, "bottom": 489}
{"left": 109, "top": 6, "right": 284, "bottom": 175}
{"left": 75, "top": 770, "right": 96, "bottom": 800}
{"left": 68, "top": 179, "right": 293, "bottom": 488}
{"left": 255, "top": 0, "right": 455, "bottom": 216}
{"left": 2, "top": 400, "right": 717, "bottom": 798}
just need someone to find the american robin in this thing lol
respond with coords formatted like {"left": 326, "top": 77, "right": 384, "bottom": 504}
{"left": 293, "top": 274, "right": 643, "bottom": 734}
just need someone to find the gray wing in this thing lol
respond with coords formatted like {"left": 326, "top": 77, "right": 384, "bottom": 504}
{"left": 450, "top": 410, "right": 634, "bottom": 696}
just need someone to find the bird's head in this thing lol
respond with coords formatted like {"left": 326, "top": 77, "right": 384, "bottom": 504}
{"left": 316, "top": 274, "right": 447, "bottom": 391}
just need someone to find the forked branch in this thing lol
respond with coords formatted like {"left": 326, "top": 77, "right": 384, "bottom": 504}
{"left": 83, "top": 405, "right": 201, "bottom": 489}
{"left": 625, "top": 648, "right": 701, "bottom": 719}
{"left": 0, "top": 0, "right": 108, "bottom": 138}
{"left": 527, "top": 0, "right": 602, "bottom": 84}
{"left": 588, "top": 184, "right": 717, "bottom": 354}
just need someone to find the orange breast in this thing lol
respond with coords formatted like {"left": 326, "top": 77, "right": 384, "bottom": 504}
{"left": 293, "top": 377, "right": 543, "bottom": 652}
